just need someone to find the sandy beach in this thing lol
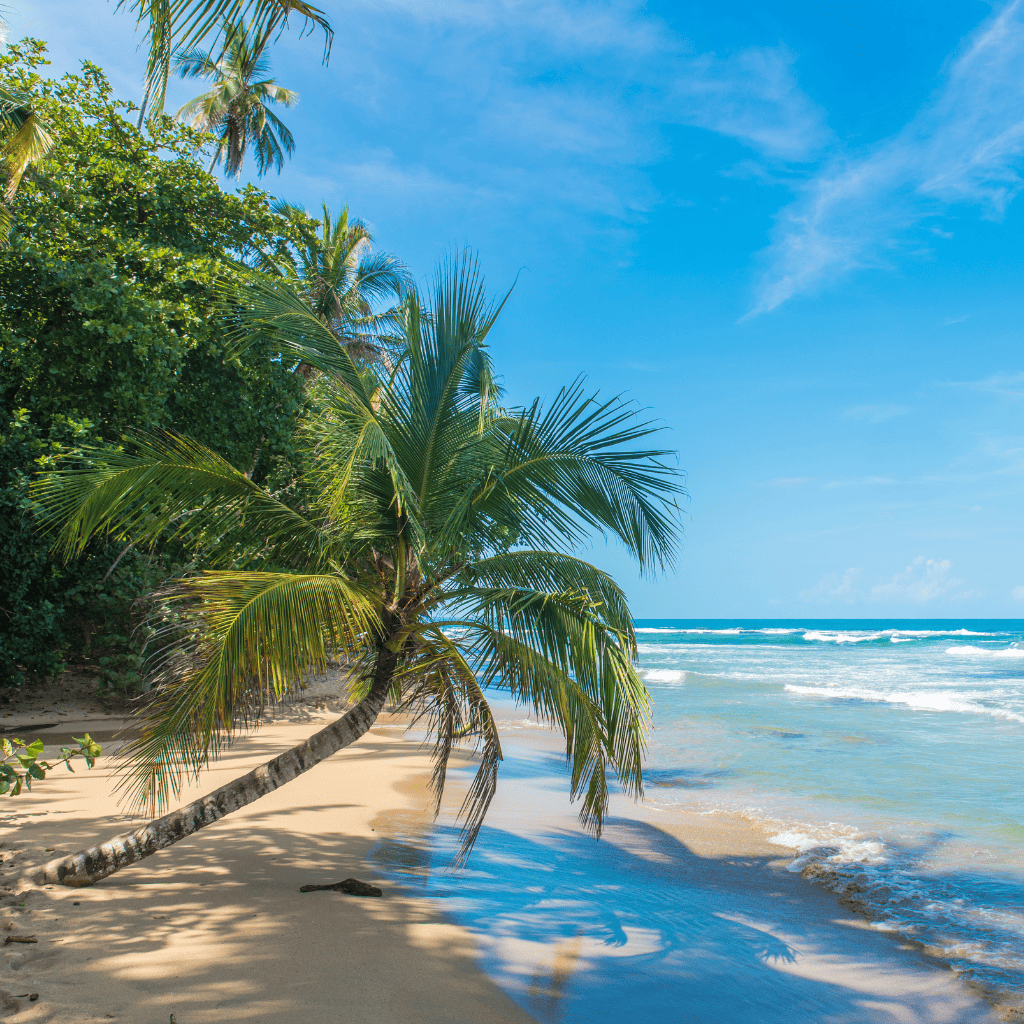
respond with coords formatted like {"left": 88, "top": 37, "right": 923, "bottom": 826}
{"left": 0, "top": 694, "right": 1009, "bottom": 1023}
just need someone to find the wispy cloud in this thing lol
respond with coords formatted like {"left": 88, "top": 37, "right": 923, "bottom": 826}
{"left": 844, "top": 403, "right": 909, "bottom": 423}
{"left": 752, "top": 0, "right": 1024, "bottom": 312}
{"left": 803, "top": 557, "right": 975, "bottom": 605}
{"left": 942, "top": 371, "right": 1024, "bottom": 398}
{"left": 270, "top": 0, "right": 830, "bottom": 232}
{"left": 871, "top": 557, "right": 962, "bottom": 602}
{"left": 800, "top": 567, "right": 863, "bottom": 602}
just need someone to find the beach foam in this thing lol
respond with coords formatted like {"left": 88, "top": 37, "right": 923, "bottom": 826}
{"left": 783, "top": 683, "right": 1024, "bottom": 721}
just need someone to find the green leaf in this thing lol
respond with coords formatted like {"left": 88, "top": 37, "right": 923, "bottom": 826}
{"left": 27, "top": 763, "right": 45, "bottom": 780}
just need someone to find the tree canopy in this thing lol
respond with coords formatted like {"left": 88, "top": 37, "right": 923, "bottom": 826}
{"left": 0, "top": 43, "right": 313, "bottom": 685}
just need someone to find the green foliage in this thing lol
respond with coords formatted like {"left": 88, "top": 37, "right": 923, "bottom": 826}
{"left": 0, "top": 41, "right": 309, "bottom": 689}
{"left": 0, "top": 733, "right": 101, "bottom": 795}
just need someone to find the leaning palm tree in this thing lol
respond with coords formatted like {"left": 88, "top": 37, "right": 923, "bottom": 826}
{"left": 175, "top": 18, "right": 298, "bottom": 177}
{"left": 0, "top": 83, "right": 54, "bottom": 246}
{"left": 28, "top": 254, "right": 682, "bottom": 887}
{"left": 262, "top": 202, "right": 412, "bottom": 363}
{"left": 121, "top": 0, "right": 331, "bottom": 123}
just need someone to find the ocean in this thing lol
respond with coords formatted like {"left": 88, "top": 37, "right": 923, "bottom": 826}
{"left": 373, "top": 619, "right": 1024, "bottom": 1019}
{"left": 632, "top": 620, "right": 1024, "bottom": 995}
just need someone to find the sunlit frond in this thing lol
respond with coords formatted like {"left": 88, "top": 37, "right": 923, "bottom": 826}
{"left": 118, "top": 570, "right": 378, "bottom": 813}
{"left": 396, "top": 624, "right": 503, "bottom": 862}
{"left": 31, "top": 432, "right": 328, "bottom": 569}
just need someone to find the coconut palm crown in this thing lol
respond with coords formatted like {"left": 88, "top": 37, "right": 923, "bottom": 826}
{"left": 32, "top": 254, "right": 683, "bottom": 882}
{"left": 174, "top": 18, "right": 298, "bottom": 177}
{"left": 259, "top": 201, "right": 412, "bottom": 363}
{"left": 123, "top": 0, "right": 331, "bottom": 122}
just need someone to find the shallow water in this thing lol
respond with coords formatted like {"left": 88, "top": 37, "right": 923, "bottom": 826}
{"left": 373, "top": 619, "right": 1024, "bottom": 1016}
{"left": 634, "top": 619, "right": 1024, "bottom": 997}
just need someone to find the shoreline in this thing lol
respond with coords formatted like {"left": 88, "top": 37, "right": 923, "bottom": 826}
{"left": 0, "top": 694, "right": 1013, "bottom": 1022}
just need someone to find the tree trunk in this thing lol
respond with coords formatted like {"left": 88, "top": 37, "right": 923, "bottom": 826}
{"left": 25, "top": 677, "right": 391, "bottom": 888}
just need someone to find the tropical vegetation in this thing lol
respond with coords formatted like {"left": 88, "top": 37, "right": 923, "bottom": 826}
{"left": 0, "top": 5, "right": 683, "bottom": 874}
{"left": 125, "top": 0, "right": 332, "bottom": 123}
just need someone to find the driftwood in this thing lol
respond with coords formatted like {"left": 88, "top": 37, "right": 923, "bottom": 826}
{"left": 3, "top": 935, "right": 36, "bottom": 944}
{"left": 299, "top": 878, "right": 382, "bottom": 897}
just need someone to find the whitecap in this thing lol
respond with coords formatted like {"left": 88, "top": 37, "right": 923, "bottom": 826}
{"left": 784, "top": 683, "right": 1024, "bottom": 723}
{"left": 947, "top": 645, "right": 1024, "bottom": 659}
{"left": 641, "top": 669, "right": 686, "bottom": 683}
{"left": 802, "top": 630, "right": 883, "bottom": 644}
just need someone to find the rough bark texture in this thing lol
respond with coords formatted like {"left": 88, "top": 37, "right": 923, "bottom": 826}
{"left": 26, "top": 681, "right": 390, "bottom": 888}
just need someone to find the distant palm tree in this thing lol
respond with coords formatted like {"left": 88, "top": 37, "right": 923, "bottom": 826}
{"left": 267, "top": 202, "right": 413, "bottom": 363}
{"left": 175, "top": 19, "right": 298, "bottom": 178}
{"left": 120, "top": 0, "right": 331, "bottom": 122}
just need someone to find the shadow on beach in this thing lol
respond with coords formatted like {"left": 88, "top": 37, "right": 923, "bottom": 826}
{"left": 0, "top": 730, "right": 531, "bottom": 1024}
{"left": 372, "top": 768, "right": 1003, "bottom": 1023}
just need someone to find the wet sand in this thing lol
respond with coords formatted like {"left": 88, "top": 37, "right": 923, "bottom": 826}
{"left": 0, "top": 703, "right": 1010, "bottom": 1023}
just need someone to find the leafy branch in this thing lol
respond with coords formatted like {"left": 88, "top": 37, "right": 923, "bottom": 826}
{"left": 0, "top": 734, "right": 102, "bottom": 795}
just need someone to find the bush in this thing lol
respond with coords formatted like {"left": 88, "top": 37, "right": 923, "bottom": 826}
{"left": 0, "top": 42, "right": 311, "bottom": 690}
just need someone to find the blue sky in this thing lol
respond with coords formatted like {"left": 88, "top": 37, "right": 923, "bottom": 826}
{"left": 14, "top": 0, "right": 1024, "bottom": 617}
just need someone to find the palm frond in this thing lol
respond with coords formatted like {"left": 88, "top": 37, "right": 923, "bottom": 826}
{"left": 31, "top": 432, "right": 328, "bottom": 569}
{"left": 436, "top": 573, "right": 649, "bottom": 836}
{"left": 396, "top": 625, "right": 502, "bottom": 862}
{"left": 478, "top": 380, "right": 684, "bottom": 572}
{"left": 118, "top": 570, "right": 378, "bottom": 812}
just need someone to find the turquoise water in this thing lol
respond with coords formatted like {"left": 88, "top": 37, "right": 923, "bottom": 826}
{"left": 634, "top": 619, "right": 1024, "bottom": 993}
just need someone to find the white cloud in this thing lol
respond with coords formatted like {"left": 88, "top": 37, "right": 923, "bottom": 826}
{"left": 943, "top": 372, "right": 1024, "bottom": 398}
{"left": 801, "top": 567, "right": 863, "bottom": 603}
{"left": 760, "top": 476, "right": 811, "bottom": 487}
{"left": 870, "top": 557, "right": 962, "bottom": 602}
{"left": 1013, "top": 586, "right": 1024, "bottom": 600}
{"left": 822, "top": 475, "right": 896, "bottom": 489}
{"left": 844, "top": 403, "right": 909, "bottom": 423}
{"left": 752, "top": 0, "right": 1024, "bottom": 312}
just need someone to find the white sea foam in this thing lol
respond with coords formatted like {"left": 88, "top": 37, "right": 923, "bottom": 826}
{"left": 762, "top": 818, "right": 1024, "bottom": 994}
{"left": 802, "top": 630, "right": 884, "bottom": 643}
{"left": 802, "top": 628, "right": 995, "bottom": 644}
{"left": 784, "top": 683, "right": 1024, "bottom": 722}
{"left": 640, "top": 668, "right": 686, "bottom": 683}
{"left": 947, "top": 644, "right": 1024, "bottom": 658}
{"left": 768, "top": 826, "right": 888, "bottom": 866}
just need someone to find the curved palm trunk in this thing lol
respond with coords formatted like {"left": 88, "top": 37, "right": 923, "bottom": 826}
{"left": 26, "top": 675, "right": 391, "bottom": 888}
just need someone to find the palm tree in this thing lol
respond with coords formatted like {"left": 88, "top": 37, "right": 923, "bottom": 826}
{"left": 262, "top": 202, "right": 413, "bottom": 363}
{"left": 29, "top": 254, "right": 683, "bottom": 887}
{"left": 175, "top": 18, "right": 298, "bottom": 178}
{"left": 0, "top": 83, "right": 54, "bottom": 246}
{"left": 121, "top": 0, "right": 331, "bottom": 123}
